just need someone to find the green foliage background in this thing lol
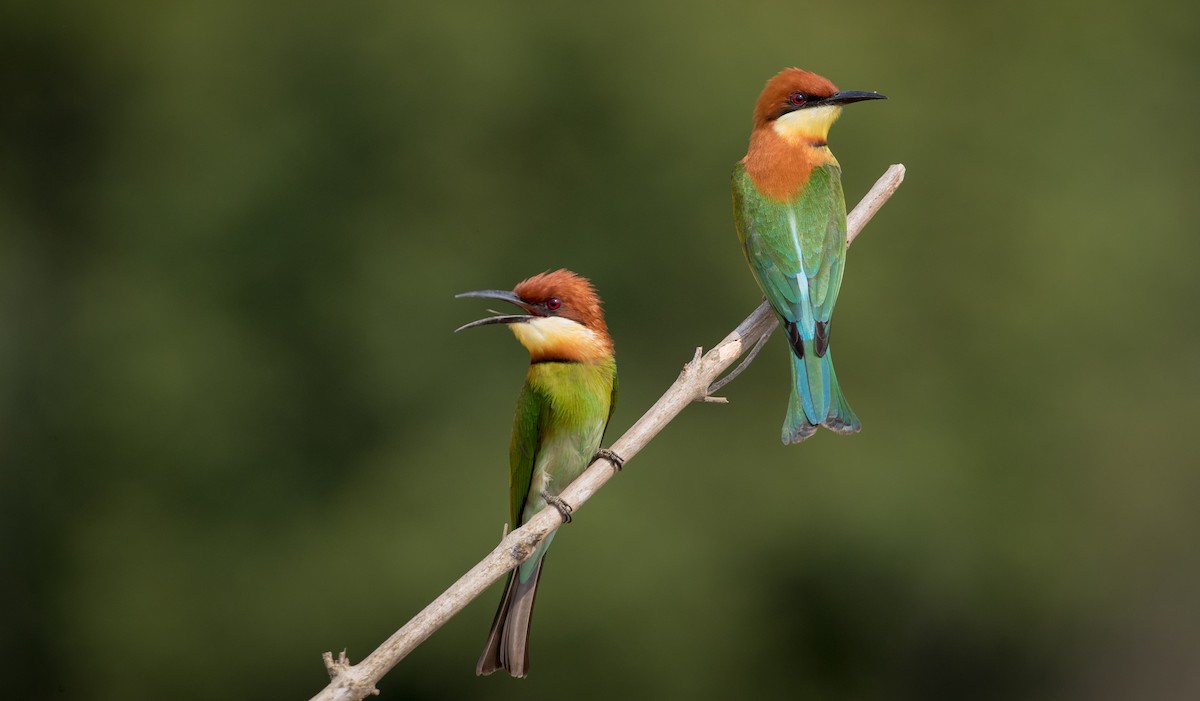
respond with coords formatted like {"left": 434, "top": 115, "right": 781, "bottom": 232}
{"left": 3, "top": 1, "right": 1198, "bottom": 699}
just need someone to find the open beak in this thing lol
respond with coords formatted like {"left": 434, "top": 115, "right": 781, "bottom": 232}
{"left": 824, "top": 90, "right": 887, "bottom": 106}
{"left": 454, "top": 289, "right": 537, "bottom": 332}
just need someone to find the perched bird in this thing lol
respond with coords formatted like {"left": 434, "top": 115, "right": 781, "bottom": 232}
{"left": 731, "top": 67, "right": 885, "bottom": 444}
{"left": 456, "top": 269, "right": 619, "bottom": 678}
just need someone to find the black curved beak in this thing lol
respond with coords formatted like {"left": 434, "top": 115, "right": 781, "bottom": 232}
{"left": 454, "top": 289, "right": 536, "bottom": 332}
{"left": 824, "top": 90, "right": 887, "bottom": 106}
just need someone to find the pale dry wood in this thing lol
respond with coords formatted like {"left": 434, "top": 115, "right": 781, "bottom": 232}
{"left": 310, "top": 163, "right": 906, "bottom": 701}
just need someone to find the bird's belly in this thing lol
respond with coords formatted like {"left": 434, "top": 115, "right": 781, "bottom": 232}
{"left": 522, "top": 419, "right": 606, "bottom": 522}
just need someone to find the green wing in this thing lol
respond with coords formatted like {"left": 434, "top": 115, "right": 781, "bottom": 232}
{"left": 732, "top": 162, "right": 849, "bottom": 338}
{"left": 601, "top": 369, "right": 618, "bottom": 444}
{"left": 507, "top": 380, "right": 547, "bottom": 528}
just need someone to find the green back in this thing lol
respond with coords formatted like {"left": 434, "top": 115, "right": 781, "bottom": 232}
{"left": 732, "top": 162, "right": 848, "bottom": 338}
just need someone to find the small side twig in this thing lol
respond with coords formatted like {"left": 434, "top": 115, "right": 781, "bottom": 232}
{"left": 706, "top": 323, "right": 775, "bottom": 396}
{"left": 309, "top": 163, "right": 905, "bottom": 701}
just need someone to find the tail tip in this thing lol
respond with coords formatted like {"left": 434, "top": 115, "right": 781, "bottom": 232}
{"left": 823, "top": 416, "right": 862, "bottom": 435}
{"left": 782, "top": 420, "right": 819, "bottom": 444}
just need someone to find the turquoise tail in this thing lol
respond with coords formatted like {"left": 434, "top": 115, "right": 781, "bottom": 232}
{"left": 781, "top": 332, "right": 861, "bottom": 444}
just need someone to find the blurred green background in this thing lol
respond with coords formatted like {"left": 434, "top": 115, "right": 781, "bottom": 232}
{"left": 3, "top": 1, "right": 1198, "bottom": 699}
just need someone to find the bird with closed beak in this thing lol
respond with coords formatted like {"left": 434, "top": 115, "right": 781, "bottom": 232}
{"left": 732, "top": 67, "right": 886, "bottom": 443}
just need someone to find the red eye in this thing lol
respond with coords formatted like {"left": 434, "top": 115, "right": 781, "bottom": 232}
{"left": 546, "top": 297, "right": 562, "bottom": 311}
{"left": 788, "top": 92, "right": 807, "bottom": 106}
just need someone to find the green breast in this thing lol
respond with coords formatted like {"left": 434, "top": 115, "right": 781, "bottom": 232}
{"left": 528, "top": 360, "right": 615, "bottom": 429}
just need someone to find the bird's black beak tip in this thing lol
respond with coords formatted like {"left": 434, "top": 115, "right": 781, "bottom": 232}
{"left": 824, "top": 90, "right": 887, "bottom": 107}
{"left": 455, "top": 289, "right": 536, "bottom": 332}
{"left": 454, "top": 314, "right": 535, "bottom": 333}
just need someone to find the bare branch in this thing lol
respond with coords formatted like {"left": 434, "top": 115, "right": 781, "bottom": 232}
{"left": 848, "top": 164, "right": 906, "bottom": 245}
{"left": 310, "top": 163, "right": 905, "bottom": 701}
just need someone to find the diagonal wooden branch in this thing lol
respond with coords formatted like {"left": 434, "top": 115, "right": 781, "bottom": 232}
{"left": 310, "top": 163, "right": 906, "bottom": 701}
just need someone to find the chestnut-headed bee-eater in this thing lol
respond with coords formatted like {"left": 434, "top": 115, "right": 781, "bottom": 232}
{"left": 732, "top": 67, "right": 885, "bottom": 444}
{"left": 456, "top": 269, "right": 619, "bottom": 678}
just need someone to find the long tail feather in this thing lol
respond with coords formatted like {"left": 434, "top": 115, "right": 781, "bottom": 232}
{"left": 823, "top": 350, "right": 861, "bottom": 434}
{"left": 476, "top": 559, "right": 545, "bottom": 677}
{"left": 783, "top": 347, "right": 819, "bottom": 444}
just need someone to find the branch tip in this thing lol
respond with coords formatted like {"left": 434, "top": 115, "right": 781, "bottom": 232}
{"left": 322, "top": 650, "right": 354, "bottom": 678}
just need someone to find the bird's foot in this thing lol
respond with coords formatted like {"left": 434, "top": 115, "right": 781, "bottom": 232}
{"left": 592, "top": 448, "right": 625, "bottom": 472}
{"left": 542, "top": 492, "right": 573, "bottom": 523}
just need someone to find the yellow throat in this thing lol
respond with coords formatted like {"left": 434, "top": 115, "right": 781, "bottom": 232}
{"left": 772, "top": 104, "right": 842, "bottom": 145}
{"left": 510, "top": 317, "right": 609, "bottom": 362}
